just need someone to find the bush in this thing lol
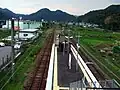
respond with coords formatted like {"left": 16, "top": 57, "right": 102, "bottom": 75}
{"left": 113, "top": 46, "right": 120, "bottom": 53}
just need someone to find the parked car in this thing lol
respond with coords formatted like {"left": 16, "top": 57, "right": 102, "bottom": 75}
{"left": 0, "top": 42, "right": 5, "bottom": 47}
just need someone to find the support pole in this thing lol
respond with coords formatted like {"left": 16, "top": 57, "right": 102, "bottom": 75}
{"left": 76, "top": 33, "right": 81, "bottom": 72}
{"left": 28, "top": 21, "right": 30, "bottom": 29}
{"left": 8, "top": 20, "right": 9, "bottom": 29}
{"left": 63, "top": 42, "right": 65, "bottom": 55}
{"left": 76, "top": 61, "right": 79, "bottom": 72}
{"left": 69, "top": 53, "right": 72, "bottom": 69}
{"left": 76, "top": 45, "right": 79, "bottom": 72}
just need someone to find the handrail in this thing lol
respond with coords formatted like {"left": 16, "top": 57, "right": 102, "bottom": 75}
{"left": 113, "top": 79, "right": 120, "bottom": 88}
{"left": 71, "top": 44, "right": 101, "bottom": 88}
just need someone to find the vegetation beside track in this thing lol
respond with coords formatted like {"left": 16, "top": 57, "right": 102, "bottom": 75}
{"left": 72, "top": 27, "right": 120, "bottom": 84}
{"left": 0, "top": 29, "right": 10, "bottom": 39}
{"left": 0, "top": 28, "right": 54, "bottom": 90}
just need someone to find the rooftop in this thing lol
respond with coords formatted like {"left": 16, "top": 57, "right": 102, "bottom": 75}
{"left": 20, "top": 29, "right": 39, "bottom": 32}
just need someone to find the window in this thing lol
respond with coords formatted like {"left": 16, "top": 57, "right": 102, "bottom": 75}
{"left": 24, "top": 34, "right": 28, "bottom": 37}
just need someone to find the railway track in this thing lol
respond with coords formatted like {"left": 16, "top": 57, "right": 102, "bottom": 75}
{"left": 70, "top": 39, "right": 112, "bottom": 88}
{"left": 24, "top": 33, "right": 54, "bottom": 90}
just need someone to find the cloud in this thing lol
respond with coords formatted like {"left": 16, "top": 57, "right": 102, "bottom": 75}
{"left": 44, "top": 3, "right": 80, "bottom": 15}
{"left": 0, "top": 0, "right": 120, "bottom": 15}
{"left": 111, "top": 0, "right": 120, "bottom": 3}
{"left": 14, "top": 8, "right": 38, "bottom": 14}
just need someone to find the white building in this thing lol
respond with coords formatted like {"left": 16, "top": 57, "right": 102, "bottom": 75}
{"left": 2, "top": 20, "right": 42, "bottom": 30}
{"left": 3, "top": 29, "right": 39, "bottom": 41}
{"left": 15, "top": 29, "right": 39, "bottom": 41}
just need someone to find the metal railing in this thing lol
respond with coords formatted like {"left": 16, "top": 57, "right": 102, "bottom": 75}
{"left": 0, "top": 52, "right": 21, "bottom": 72}
{"left": 70, "top": 80, "right": 120, "bottom": 90}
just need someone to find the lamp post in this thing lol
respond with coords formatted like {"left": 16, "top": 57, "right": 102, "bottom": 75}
{"left": 11, "top": 18, "right": 15, "bottom": 76}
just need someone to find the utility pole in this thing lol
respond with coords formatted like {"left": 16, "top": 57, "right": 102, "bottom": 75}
{"left": 11, "top": 18, "right": 15, "bottom": 77}
{"left": 17, "top": 18, "right": 20, "bottom": 41}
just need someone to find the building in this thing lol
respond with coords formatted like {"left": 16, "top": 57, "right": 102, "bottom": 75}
{"left": 2, "top": 20, "right": 42, "bottom": 30}
{"left": 2, "top": 29, "right": 39, "bottom": 41}
{"left": 15, "top": 29, "right": 39, "bottom": 41}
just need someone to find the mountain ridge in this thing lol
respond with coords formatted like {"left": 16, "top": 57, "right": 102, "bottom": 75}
{"left": 0, "top": 8, "right": 75, "bottom": 21}
{"left": 77, "top": 5, "right": 120, "bottom": 25}
{"left": 0, "top": 5, "right": 120, "bottom": 23}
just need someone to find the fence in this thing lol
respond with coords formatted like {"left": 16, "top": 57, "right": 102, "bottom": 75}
{"left": 0, "top": 50, "right": 21, "bottom": 72}
{"left": 0, "top": 55, "right": 11, "bottom": 71}
{"left": 70, "top": 80, "right": 120, "bottom": 90}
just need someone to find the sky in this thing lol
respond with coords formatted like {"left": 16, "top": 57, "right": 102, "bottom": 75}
{"left": 0, "top": 0, "right": 120, "bottom": 15}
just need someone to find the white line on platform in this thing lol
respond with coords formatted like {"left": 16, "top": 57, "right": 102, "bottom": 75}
{"left": 46, "top": 44, "right": 55, "bottom": 90}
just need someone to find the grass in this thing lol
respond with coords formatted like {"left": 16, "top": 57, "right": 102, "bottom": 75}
{"left": 0, "top": 28, "right": 53, "bottom": 90}
{"left": 0, "top": 29, "right": 10, "bottom": 39}
{"left": 72, "top": 27, "right": 120, "bottom": 84}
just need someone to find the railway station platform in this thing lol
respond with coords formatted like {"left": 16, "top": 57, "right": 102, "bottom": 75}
{"left": 46, "top": 34, "right": 120, "bottom": 90}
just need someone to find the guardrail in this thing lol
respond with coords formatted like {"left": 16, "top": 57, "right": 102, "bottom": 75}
{"left": 0, "top": 52, "right": 21, "bottom": 72}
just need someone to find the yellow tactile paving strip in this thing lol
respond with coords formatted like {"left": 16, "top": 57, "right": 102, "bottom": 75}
{"left": 53, "top": 46, "right": 59, "bottom": 90}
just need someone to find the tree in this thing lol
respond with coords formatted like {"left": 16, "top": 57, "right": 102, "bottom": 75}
{"left": 104, "top": 14, "right": 120, "bottom": 31}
